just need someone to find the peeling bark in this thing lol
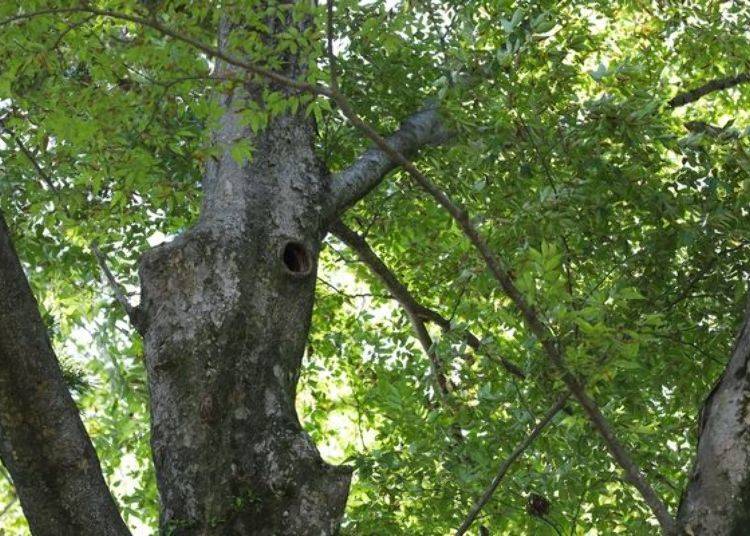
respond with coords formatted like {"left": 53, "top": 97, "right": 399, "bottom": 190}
{"left": 0, "top": 213, "right": 130, "bottom": 536}
{"left": 678, "top": 305, "right": 750, "bottom": 535}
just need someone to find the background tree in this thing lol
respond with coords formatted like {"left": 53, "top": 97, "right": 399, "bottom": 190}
{"left": 0, "top": 0, "right": 749, "bottom": 534}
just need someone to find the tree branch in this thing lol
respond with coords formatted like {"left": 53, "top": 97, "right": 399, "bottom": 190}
{"left": 330, "top": 220, "right": 525, "bottom": 380}
{"left": 0, "top": 117, "right": 58, "bottom": 195}
{"left": 668, "top": 72, "right": 750, "bottom": 108}
{"left": 329, "top": 220, "right": 451, "bottom": 399}
{"left": 327, "top": 93, "right": 676, "bottom": 534}
{"left": 455, "top": 393, "right": 570, "bottom": 536}
{"left": 325, "top": 107, "right": 452, "bottom": 220}
{"left": 91, "top": 242, "right": 145, "bottom": 333}
{"left": 1, "top": 117, "right": 144, "bottom": 333}
{"left": 0, "top": 496, "right": 17, "bottom": 520}
{"left": 0, "top": 213, "right": 130, "bottom": 536}
{"left": 683, "top": 120, "right": 740, "bottom": 140}
{"left": 0, "top": 7, "right": 331, "bottom": 97}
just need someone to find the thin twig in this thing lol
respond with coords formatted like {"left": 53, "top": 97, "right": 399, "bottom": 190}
{"left": 455, "top": 393, "right": 570, "bottom": 535}
{"left": 331, "top": 220, "right": 525, "bottom": 380}
{"left": 90, "top": 242, "right": 143, "bottom": 331}
{"left": 521, "top": 120, "right": 576, "bottom": 297}
{"left": 0, "top": 497, "right": 17, "bottom": 519}
{"left": 317, "top": 276, "right": 387, "bottom": 300}
{"left": 48, "top": 14, "right": 95, "bottom": 55}
{"left": 1, "top": 117, "right": 144, "bottom": 332}
{"left": 326, "top": 0, "right": 337, "bottom": 90}
{"left": 661, "top": 242, "right": 747, "bottom": 311}
{"left": 0, "top": 117, "right": 60, "bottom": 198}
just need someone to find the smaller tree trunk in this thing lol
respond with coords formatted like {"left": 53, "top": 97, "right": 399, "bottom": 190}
{"left": 678, "top": 304, "right": 750, "bottom": 535}
{"left": 0, "top": 213, "right": 129, "bottom": 536}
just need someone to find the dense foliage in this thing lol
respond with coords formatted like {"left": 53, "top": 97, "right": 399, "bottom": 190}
{"left": 1, "top": 0, "right": 749, "bottom": 534}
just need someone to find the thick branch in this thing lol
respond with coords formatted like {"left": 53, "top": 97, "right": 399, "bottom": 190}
{"left": 330, "top": 220, "right": 525, "bottom": 380}
{"left": 669, "top": 72, "right": 750, "bottom": 108}
{"left": 0, "top": 213, "right": 129, "bottom": 536}
{"left": 326, "top": 107, "right": 451, "bottom": 220}
{"left": 455, "top": 393, "right": 570, "bottom": 535}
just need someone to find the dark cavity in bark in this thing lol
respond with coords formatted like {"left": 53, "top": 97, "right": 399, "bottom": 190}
{"left": 282, "top": 242, "right": 312, "bottom": 275}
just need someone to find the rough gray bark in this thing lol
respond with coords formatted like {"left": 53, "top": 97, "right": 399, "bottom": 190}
{"left": 0, "top": 213, "right": 130, "bottom": 536}
{"left": 677, "top": 304, "right": 750, "bottom": 535}
{"left": 136, "top": 13, "right": 351, "bottom": 535}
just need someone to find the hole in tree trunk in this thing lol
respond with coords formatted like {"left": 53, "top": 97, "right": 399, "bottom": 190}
{"left": 282, "top": 242, "right": 311, "bottom": 276}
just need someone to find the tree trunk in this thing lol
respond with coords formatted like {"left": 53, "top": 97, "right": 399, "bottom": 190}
{"left": 678, "top": 303, "right": 750, "bottom": 535}
{"left": 136, "top": 13, "right": 351, "bottom": 535}
{"left": 0, "top": 213, "right": 130, "bottom": 536}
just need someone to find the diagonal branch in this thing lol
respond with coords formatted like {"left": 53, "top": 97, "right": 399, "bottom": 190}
{"left": 668, "top": 72, "right": 750, "bottom": 108}
{"left": 329, "top": 220, "right": 451, "bottom": 399}
{"left": 330, "top": 220, "right": 525, "bottom": 380}
{"left": 0, "top": 117, "right": 58, "bottom": 194}
{"left": 91, "top": 242, "right": 145, "bottom": 333}
{"left": 0, "top": 213, "right": 130, "bottom": 536}
{"left": 325, "top": 107, "right": 452, "bottom": 220}
{"left": 455, "top": 392, "right": 570, "bottom": 535}
{"left": 327, "top": 94, "right": 676, "bottom": 534}
{"left": 1, "top": 118, "right": 144, "bottom": 332}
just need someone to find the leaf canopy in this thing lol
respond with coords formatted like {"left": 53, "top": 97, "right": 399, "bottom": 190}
{"left": 1, "top": 0, "right": 749, "bottom": 534}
